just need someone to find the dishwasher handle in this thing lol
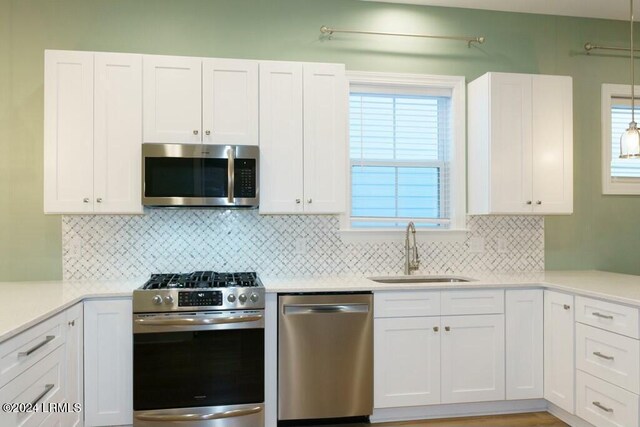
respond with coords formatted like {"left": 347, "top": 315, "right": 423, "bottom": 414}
{"left": 283, "top": 303, "right": 370, "bottom": 315}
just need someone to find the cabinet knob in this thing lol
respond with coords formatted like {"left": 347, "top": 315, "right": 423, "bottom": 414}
{"left": 83, "top": 198, "right": 90, "bottom": 203}
{"left": 536, "top": 201, "right": 542, "bottom": 205}
{"left": 68, "top": 320, "right": 75, "bottom": 327}
{"left": 563, "top": 304, "right": 570, "bottom": 310}
{"left": 295, "top": 199, "right": 301, "bottom": 204}
{"left": 307, "top": 198, "right": 312, "bottom": 204}
{"left": 444, "top": 326, "right": 451, "bottom": 332}
{"left": 193, "top": 130, "right": 199, "bottom": 135}
{"left": 526, "top": 201, "right": 532, "bottom": 205}
{"left": 205, "top": 130, "right": 211, "bottom": 136}
{"left": 433, "top": 326, "right": 439, "bottom": 332}
{"left": 96, "top": 198, "right": 103, "bottom": 203}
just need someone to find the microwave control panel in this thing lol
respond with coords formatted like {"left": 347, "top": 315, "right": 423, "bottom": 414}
{"left": 234, "top": 159, "right": 256, "bottom": 198}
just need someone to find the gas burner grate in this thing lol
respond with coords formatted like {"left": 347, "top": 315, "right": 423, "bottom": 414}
{"left": 141, "top": 271, "right": 261, "bottom": 290}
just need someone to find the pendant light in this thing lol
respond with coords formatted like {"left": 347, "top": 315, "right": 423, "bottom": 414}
{"left": 621, "top": 0, "right": 640, "bottom": 158}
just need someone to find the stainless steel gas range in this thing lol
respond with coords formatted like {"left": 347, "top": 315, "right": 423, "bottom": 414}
{"left": 132, "top": 271, "right": 265, "bottom": 427}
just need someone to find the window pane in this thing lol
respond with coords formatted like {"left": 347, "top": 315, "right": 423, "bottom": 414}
{"left": 611, "top": 103, "right": 640, "bottom": 178}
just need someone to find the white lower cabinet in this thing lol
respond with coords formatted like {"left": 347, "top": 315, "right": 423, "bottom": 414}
{"left": 373, "top": 291, "right": 506, "bottom": 409}
{"left": 440, "top": 314, "right": 505, "bottom": 404}
{"left": 544, "top": 290, "right": 575, "bottom": 414}
{"left": 374, "top": 317, "right": 441, "bottom": 408}
{"left": 84, "top": 299, "right": 132, "bottom": 427}
{"left": 64, "top": 304, "right": 83, "bottom": 427}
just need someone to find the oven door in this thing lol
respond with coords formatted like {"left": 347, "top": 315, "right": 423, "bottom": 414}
{"left": 133, "top": 311, "right": 264, "bottom": 427}
{"left": 142, "top": 143, "right": 259, "bottom": 207}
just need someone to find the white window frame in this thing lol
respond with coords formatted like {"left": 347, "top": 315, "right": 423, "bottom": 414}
{"left": 602, "top": 83, "right": 640, "bottom": 195}
{"left": 339, "top": 71, "right": 467, "bottom": 243}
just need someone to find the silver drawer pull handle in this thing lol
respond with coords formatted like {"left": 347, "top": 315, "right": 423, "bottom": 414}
{"left": 135, "top": 406, "right": 262, "bottom": 422}
{"left": 592, "top": 401, "right": 614, "bottom": 413}
{"left": 135, "top": 315, "right": 262, "bottom": 326}
{"left": 593, "top": 351, "right": 615, "bottom": 361}
{"left": 18, "top": 336, "right": 55, "bottom": 357}
{"left": 30, "top": 384, "right": 54, "bottom": 407}
{"left": 593, "top": 312, "right": 614, "bottom": 320}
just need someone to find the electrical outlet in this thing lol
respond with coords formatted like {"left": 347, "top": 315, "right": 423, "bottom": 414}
{"left": 496, "top": 237, "right": 509, "bottom": 253}
{"left": 468, "top": 237, "right": 485, "bottom": 253}
{"left": 294, "top": 238, "right": 308, "bottom": 255}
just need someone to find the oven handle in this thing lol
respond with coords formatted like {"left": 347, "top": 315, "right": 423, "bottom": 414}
{"left": 134, "top": 314, "right": 263, "bottom": 326}
{"left": 135, "top": 405, "right": 263, "bottom": 422}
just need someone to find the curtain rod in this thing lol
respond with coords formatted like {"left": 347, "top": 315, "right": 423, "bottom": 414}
{"left": 320, "top": 25, "right": 485, "bottom": 47}
{"left": 584, "top": 42, "right": 640, "bottom": 53}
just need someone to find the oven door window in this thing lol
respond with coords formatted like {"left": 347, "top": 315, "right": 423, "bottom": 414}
{"left": 144, "top": 157, "right": 228, "bottom": 198}
{"left": 134, "top": 328, "right": 264, "bottom": 410}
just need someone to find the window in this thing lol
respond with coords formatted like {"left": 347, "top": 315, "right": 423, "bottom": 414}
{"left": 602, "top": 84, "right": 640, "bottom": 194}
{"left": 343, "top": 72, "right": 466, "bottom": 235}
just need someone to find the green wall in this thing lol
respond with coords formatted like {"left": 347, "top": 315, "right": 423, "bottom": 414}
{"left": 1, "top": 0, "right": 639, "bottom": 281}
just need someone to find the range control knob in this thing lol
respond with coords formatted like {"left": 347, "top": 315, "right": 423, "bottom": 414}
{"left": 152, "top": 295, "right": 163, "bottom": 305}
{"left": 238, "top": 294, "right": 248, "bottom": 304}
{"left": 227, "top": 294, "right": 237, "bottom": 303}
{"left": 164, "top": 295, "right": 174, "bottom": 305}
{"left": 250, "top": 293, "right": 259, "bottom": 303}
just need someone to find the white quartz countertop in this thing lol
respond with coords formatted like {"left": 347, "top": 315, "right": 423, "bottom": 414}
{"left": 1, "top": 270, "right": 640, "bottom": 343}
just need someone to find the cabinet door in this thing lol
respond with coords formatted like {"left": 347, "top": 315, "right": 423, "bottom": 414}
{"left": 489, "top": 73, "right": 533, "bottom": 214}
{"left": 84, "top": 299, "right": 132, "bottom": 427}
{"left": 441, "top": 314, "right": 505, "bottom": 404}
{"left": 505, "top": 290, "right": 543, "bottom": 400}
{"left": 259, "top": 61, "right": 304, "bottom": 214}
{"left": 374, "top": 317, "right": 440, "bottom": 408}
{"left": 64, "top": 303, "right": 83, "bottom": 427}
{"left": 202, "top": 58, "right": 258, "bottom": 145}
{"left": 532, "top": 75, "right": 573, "bottom": 214}
{"left": 544, "top": 290, "right": 575, "bottom": 414}
{"left": 143, "top": 55, "right": 201, "bottom": 143}
{"left": 44, "top": 50, "right": 94, "bottom": 213}
{"left": 94, "top": 53, "right": 143, "bottom": 214}
{"left": 302, "top": 63, "right": 348, "bottom": 214}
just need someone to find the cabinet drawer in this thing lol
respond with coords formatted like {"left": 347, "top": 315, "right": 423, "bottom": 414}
{"left": 0, "top": 313, "right": 65, "bottom": 388}
{"left": 576, "top": 323, "right": 640, "bottom": 394}
{"left": 576, "top": 370, "right": 639, "bottom": 427}
{"left": 374, "top": 291, "right": 440, "bottom": 318}
{"left": 0, "top": 346, "right": 65, "bottom": 427}
{"left": 441, "top": 290, "right": 504, "bottom": 315}
{"left": 576, "top": 296, "right": 639, "bottom": 339}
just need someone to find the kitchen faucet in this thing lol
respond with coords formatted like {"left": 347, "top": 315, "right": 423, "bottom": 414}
{"left": 404, "top": 221, "right": 420, "bottom": 275}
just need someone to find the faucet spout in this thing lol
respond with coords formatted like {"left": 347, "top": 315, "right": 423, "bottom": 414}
{"left": 404, "top": 221, "right": 420, "bottom": 275}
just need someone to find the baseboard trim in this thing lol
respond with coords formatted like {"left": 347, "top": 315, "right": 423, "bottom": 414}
{"left": 547, "top": 402, "right": 595, "bottom": 427}
{"left": 370, "top": 399, "right": 548, "bottom": 423}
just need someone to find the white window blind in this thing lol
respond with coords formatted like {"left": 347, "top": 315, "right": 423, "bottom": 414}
{"left": 611, "top": 99, "right": 640, "bottom": 179}
{"left": 349, "top": 88, "right": 452, "bottom": 228}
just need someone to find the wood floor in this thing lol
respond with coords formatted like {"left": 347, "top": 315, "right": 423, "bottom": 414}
{"left": 289, "top": 412, "right": 568, "bottom": 427}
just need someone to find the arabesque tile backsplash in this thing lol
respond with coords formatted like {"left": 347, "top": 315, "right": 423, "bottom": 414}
{"left": 62, "top": 210, "right": 544, "bottom": 280}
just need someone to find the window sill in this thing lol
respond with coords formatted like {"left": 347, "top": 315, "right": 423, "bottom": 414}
{"left": 337, "top": 228, "right": 468, "bottom": 244}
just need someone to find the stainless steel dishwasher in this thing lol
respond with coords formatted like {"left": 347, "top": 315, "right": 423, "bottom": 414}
{"left": 278, "top": 293, "right": 373, "bottom": 422}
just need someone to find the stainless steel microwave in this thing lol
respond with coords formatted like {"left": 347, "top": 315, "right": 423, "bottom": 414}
{"left": 142, "top": 143, "right": 259, "bottom": 207}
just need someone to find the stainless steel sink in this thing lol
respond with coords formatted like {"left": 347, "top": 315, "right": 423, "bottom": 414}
{"left": 368, "top": 275, "right": 474, "bottom": 284}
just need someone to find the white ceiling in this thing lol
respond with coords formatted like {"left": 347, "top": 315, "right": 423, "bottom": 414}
{"left": 364, "top": 0, "right": 637, "bottom": 22}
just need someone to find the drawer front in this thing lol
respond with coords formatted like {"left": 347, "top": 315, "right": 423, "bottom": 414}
{"left": 0, "top": 313, "right": 66, "bottom": 388}
{"left": 576, "top": 323, "right": 640, "bottom": 394}
{"left": 576, "top": 296, "right": 639, "bottom": 339}
{"left": 0, "top": 345, "right": 65, "bottom": 427}
{"left": 374, "top": 291, "right": 440, "bottom": 318}
{"left": 576, "top": 370, "right": 639, "bottom": 427}
{"left": 441, "top": 290, "right": 504, "bottom": 315}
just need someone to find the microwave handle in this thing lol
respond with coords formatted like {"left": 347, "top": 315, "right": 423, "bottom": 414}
{"left": 227, "top": 146, "right": 234, "bottom": 204}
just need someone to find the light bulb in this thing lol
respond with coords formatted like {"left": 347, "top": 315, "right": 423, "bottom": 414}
{"left": 620, "top": 121, "right": 640, "bottom": 158}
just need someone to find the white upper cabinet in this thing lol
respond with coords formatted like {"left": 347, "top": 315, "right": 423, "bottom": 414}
{"left": 143, "top": 55, "right": 259, "bottom": 145}
{"left": 468, "top": 72, "right": 573, "bottom": 215}
{"left": 202, "top": 58, "right": 258, "bottom": 145}
{"left": 259, "top": 61, "right": 347, "bottom": 214}
{"left": 143, "top": 55, "right": 202, "bottom": 143}
{"left": 44, "top": 50, "right": 143, "bottom": 214}
{"left": 44, "top": 50, "right": 95, "bottom": 213}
